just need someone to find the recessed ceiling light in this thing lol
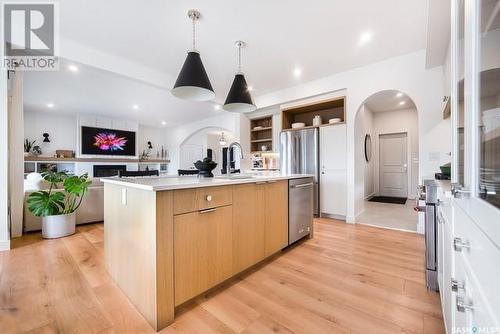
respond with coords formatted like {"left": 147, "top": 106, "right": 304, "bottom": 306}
{"left": 359, "top": 31, "right": 373, "bottom": 45}
{"left": 161, "top": 121, "right": 167, "bottom": 126}
{"left": 396, "top": 92, "right": 403, "bottom": 97}
{"left": 132, "top": 104, "right": 139, "bottom": 110}
{"left": 47, "top": 103, "right": 54, "bottom": 108}
{"left": 247, "top": 86, "right": 253, "bottom": 92}
{"left": 399, "top": 101, "right": 406, "bottom": 105}
{"left": 293, "top": 67, "right": 302, "bottom": 78}
{"left": 67, "top": 64, "right": 79, "bottom": 72}
{"left": 214, "top": 104, "right": 221, "bottom": 110}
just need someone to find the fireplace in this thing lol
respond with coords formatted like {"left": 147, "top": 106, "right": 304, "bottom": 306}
{"left": 93, "top": 165, "right": 126, "bottom": 177}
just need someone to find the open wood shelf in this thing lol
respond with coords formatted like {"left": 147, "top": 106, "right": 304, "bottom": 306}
{"left": 251, "top": 126, "right": 272, "bottom": 132}
{"left": 250, "top": 116, "right": 273, "bottom": 153}
{"left": 281, "top": 96, "right": 346, "bottom": 130}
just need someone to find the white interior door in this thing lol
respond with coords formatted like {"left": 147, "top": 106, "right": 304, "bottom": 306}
{"left": 379, "top": 133, "right": 408, "bottom": 198}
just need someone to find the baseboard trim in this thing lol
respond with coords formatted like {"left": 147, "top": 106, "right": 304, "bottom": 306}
{"left": 320, "top": 213, "right": 346, "bottom": 221}
{"left": 0, "top": 239, "right": 11, "bottom": 251}
{"left": 356, "top": 222, "right": 418, "bottom": 234}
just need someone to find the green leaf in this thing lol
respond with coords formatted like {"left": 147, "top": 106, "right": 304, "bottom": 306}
{"left": 27, "top": 191, "right": 65, "bottom": 217}
{"left": 63, "top": 173, "right": 91, "bottom": 195}
{"left": 41, "top": 170, "right": 68, "bottom": 186}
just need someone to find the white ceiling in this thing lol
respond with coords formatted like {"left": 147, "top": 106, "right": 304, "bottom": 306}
{"left": 364, "top": 90, "right": 416, "bottom": 112}
{"left": 23, "top": 60, "right": 222, "bottom": 128}
{"left": 23, "top": 0, "right": 429, "bottom": 126}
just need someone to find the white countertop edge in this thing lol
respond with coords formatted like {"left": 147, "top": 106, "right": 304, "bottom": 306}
{"left": 100, "top": 174, "right": 314, "bottom": 191}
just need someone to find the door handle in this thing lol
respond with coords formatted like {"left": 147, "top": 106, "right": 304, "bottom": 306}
{"left": 456, "top": 296, "right": 474, "bottom": 312}
{"left": 451, "top": 183, "right": 471, "bottom": 198}
{"left": 453, "top": 237, "right": 470, "bottom": 252}
{"left": 291, "top": 183, "right": 313, "bottom": 188}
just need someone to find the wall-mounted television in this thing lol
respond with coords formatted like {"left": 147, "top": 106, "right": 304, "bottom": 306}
{"left": 81, "top": 126, "right": 136, "bottom": 156}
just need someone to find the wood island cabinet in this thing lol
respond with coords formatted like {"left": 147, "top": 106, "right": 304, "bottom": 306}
{"left": 174, "top": 205, "right": 233, "bottom": 305}
{"left": 104, "top": 178, "right": 292, "bottom": 331}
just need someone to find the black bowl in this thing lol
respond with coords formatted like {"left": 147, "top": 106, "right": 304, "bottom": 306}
{"left": 193, "top": 161, "right": 218, "bottom": 177}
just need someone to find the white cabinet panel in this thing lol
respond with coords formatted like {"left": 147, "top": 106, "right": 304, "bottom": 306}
{"left": 320, "top": 169, "right": 347, "bottom": 217}
{"left": 320, "top": 124, "right": 346, "bottom": 170}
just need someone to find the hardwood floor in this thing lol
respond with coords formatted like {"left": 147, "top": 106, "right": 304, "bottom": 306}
{"left": 0, "top": 219, "right": 444, "bottom": 334}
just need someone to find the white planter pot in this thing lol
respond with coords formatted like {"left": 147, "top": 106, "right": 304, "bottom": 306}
{"left": 42, "top": 212, "right": 76, "bottom": 239}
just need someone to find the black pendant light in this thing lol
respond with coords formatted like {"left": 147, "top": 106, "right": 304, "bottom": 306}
{"left": 223, "top": 41, "right": 256, "bottom": 113}
{"left": 171, "top": 10, "right": 215, "bottom": 101}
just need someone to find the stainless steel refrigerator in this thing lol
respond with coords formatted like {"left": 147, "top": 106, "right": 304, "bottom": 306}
{"left": 280, "top": 128, "right": 319, "bottom": 215}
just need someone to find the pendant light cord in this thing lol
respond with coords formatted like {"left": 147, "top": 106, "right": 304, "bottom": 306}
{"left": 238, "top": 43, "right": 242, "bottom": 73}
{"left": 192, "top": 15, "right": 196, "bottom": 51}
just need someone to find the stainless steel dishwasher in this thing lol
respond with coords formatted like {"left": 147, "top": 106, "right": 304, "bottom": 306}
{"left": 289, "top": 177, "right": 314, "bottom": 245}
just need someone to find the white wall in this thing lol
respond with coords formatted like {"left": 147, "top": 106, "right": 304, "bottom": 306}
{"left": 355, "top": 105, "right": 375, "bottom": 198}
{"left": 23, "top": 111, "right": 167, "bottom": 159}
{"left": 0, "top": 37, "right": 10, "bottom": 250}
{"left": 255, "top": 50, "right": 451, "bottom": 221}
{"left": 372, "top": 108, "right": 419, "bottom": 199}
{"left": 24, "top": 111, "right": 76, "bottom": 157}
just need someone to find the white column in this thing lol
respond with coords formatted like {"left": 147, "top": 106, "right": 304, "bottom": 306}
{"left": 0, "top": 4, "right": 11, "bottom": 250}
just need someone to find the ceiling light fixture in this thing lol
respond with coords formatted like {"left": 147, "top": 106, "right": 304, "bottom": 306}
{"left": 223, "top": 41, "right": 256, "bottom": 113}
{"left": 161, "top": 121, "right": 167, "bottom": 126}
{"left": 47, "top": 103, "right": 54, "bottom": 108}
{"left": 132, "top": 104, "right": 139, "bottom": 110}
{"left": 68, "top": 64, "right": 79, "bottom": 72}
{"left": 219, "top": 132, "right": 227, "bottom": 146}
{"left": 359, "top": 31, "right": 373, "bottom": 45}
{"left": 171, "top": 9, "right": 215, "bottom": 101}
{"left": 399, "top": 101, "right": 406, "bottom": 105}
{"left": 293, "top": 67, "right": 302, "bottom": 78}
{"left": 214, "top": 104, "right": 221, "bottom": 110}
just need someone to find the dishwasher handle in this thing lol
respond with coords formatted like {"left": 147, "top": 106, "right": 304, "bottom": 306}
{"left": 290, "top": 182, "right": 314, "bottom": 189}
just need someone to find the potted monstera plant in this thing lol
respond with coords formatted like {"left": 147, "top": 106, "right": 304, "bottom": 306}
{"left": 27, "top": 171, "right": 91, "bottom": 239}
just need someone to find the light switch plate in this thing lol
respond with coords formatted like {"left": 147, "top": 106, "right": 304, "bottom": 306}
{"left": 121, "top": 188, "right": 127, "bottom": 206}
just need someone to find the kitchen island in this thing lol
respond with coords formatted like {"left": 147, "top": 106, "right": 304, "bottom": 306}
{"left": 101, "top": 173, "right": 313, "bottom": 331}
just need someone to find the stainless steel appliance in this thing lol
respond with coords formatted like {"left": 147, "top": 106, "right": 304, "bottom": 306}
{"left": 416, "top": 179, "right": 439, "bottom": 291}
{"left": 280, "top": 128, "right": 319, "bottom": 215}
{"left": 289, "top": 178, "right": 314, "bottom": 244}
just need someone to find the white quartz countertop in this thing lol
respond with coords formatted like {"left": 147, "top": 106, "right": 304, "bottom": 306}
{"left": 100, "top": 172, "right": 314, "bottom": 191}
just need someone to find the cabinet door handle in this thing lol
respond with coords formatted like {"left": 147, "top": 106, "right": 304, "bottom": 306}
{"left": 267, "top": 180, "right": 277, "bottom": 183}
{"left": 255, "top": 181, "right": 267, "bottom": 185}
{"left": 206, "top": 195, "right": 213, "bottom": 202}
{"left": 199, "top": 208, "right": 217, "bottom": 214}
{"left": 454, "top": 237, "right": 470, "bottom": 252}
{"left": 451, "top": 278, "right": 465, "bottom": 292}
{"left": 451, "top": 183, "right": 471, "bottom": 198}
{"left": 456, "top": 296, "right": 474, "bottom": 312}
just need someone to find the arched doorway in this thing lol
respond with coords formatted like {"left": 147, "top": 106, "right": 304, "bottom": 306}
{"left": 354, "top": 90, "right": 420, "bottom": 232}
{"left": 179, "top": 126, "right": 234, "bottom": 173}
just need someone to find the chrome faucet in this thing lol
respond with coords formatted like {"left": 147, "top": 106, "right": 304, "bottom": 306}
{"left": 227, "top": 142, "right": 243, "bottom": 174}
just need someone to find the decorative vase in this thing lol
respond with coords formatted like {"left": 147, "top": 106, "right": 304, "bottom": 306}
{"left": 42, "top": 212, "right": 76, "bottom": 239}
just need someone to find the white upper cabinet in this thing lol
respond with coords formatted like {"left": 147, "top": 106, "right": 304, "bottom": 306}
{"left": 320, "top": 124, "right": 346, "bottom": 170}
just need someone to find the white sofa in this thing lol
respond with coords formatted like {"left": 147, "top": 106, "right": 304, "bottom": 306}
{"left": 23, "top": 175, "right": 104, "bottom": 232}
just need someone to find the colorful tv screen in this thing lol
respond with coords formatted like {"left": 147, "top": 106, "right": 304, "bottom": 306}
{"left": 81, "top": 126, "right": 136, "bottom": 156}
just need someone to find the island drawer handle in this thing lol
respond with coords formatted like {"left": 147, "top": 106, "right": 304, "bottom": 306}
{"left": 206, "top": 195, "right": 213, "bottom": 202}
{"left": 199, "top": 208, "right": 217, "bottom": 214}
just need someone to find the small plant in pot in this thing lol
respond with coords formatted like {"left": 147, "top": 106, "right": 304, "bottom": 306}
{"left": 27, "top": 171, "right": 91, "bottom": 239}
{"left": 24, "top": 139, "right": 36, "bottom": 157}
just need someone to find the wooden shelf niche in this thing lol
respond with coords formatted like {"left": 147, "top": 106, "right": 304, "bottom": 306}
{"left": 250, "top": 116, "right": 273, "bottom": 153}
{"left": 281, "top": 96, "right": 345, "bottom": 130}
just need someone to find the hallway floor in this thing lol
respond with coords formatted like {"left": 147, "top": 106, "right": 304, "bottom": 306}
{"left": 356, "top": 200, "right": 419, "bottom": 232}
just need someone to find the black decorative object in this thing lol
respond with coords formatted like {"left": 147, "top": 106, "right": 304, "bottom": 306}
{"left": 364, "top": 134, "right": 372, "bottom": 162}
{"left": 171, "top": 10, "right": 215, "bottom": 101}
{"left": 224, "top": 41, "right": 256, "bottom": 113}
{"left": 42, "top": 133, "right": 50, "bottom": 142}
{"left": 194, "top": 157, "right": 217, "bottom": 177}
{"left": 147, "top": 141, "right": 153, "bottom": 149}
